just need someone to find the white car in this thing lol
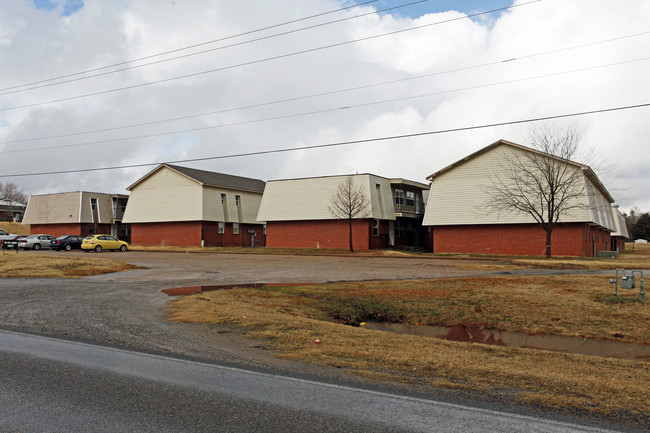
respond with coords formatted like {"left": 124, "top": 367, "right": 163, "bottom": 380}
{"left": 19, "top": 234, "right": 56, "bottom": 250}
{"left": 0, "top": 228, "right": 18, "bottom": 245}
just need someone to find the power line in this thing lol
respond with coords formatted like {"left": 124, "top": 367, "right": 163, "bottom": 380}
{"left": 4, "top": 55, "right": 647, "bottom": 154}
{"left": 0, "top": 0, "right": 428, "bottom": 96}
{"left": 0, "top": 0, "right": 541, "bottom": 112}
{"left": 1, "top": 102, "right": 648, "bottom": 179}
{"left": 3, "top": 28, "right": 647, "bottom": 147}
{"left": 0, "top": 0, "right": 381, "bottom": 93}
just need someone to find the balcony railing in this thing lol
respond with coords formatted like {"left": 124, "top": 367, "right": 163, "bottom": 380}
{"left": 394, "top": 200, "right": 424, "bottom": 216}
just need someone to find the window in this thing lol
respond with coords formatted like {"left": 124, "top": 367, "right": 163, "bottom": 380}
{"left": 90, "top": 198, "right": 97, "bottom": 211}
{"left": 221, "top": 193, "right": 226, "bottom": 205}
{"left": 235, "top": 195, "right": 241, "bottom": 206}
{"left": 233, "top": 223, "right": 239, "bottom": 234}
{"left": 218, "top": 222, "right": 224, "bottom": 234}
{"left": 406, "top": 191, "right": 415, "bottom": 207}
{"left": 395, "top": 189, "right": 404, "bottom": 206}
{"left": 373, "top": 219, "right": 379, "bottom": 236}
{"left": 263, "top": 225, "right": 267, "bottom": 235}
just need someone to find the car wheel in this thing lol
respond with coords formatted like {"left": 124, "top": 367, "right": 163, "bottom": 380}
{"left": 65, "top": 244, "right": 72, "bottom": 251}
{"left": 33, "top": 243, "right": 41, "bottom": 250}
{"left": 94, "top": 245, "right": 102, "bottom": 252}
{"left": 120, "top": 245, "right": 127, "bottom": 252}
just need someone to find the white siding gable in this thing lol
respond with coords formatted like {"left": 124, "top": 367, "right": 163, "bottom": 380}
{"left": 423, "top": 143, "right": 613, "bottom": 228}
{"left": 257, "top": 174, "right": 395, "bottom": 222}
{"left": 23, "top": 192, "right": 82, "bottom": 224}
{"left": 123, "top": 167, "right": 203, "bottom": 223}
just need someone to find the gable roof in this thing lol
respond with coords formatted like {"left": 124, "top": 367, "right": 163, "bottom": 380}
{"left": 126, "top": 164, "right": 266, "bottom": 193}
{"left": 427, "top": 139, "right": 614, "bottom": 203}
{"left": 257, "top": 173, "right": 396, "bottom": 222}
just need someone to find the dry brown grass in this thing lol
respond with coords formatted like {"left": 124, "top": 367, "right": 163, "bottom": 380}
{"left": 0, "top": 252, "right": 139, "bottom": 277}
{"left": 0, "top": 222, "right": 30, "bottom": 236}
{"left": 168, "top": 276, "right": 650, "bottom": 417}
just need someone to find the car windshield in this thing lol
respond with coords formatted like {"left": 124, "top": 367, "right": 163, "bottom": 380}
{"left": 56, "top": 236, "right": 68, "bottom": 240}
{"left": 26, "top": 235, "right": 38, "bottom": 239}
{"left": 84, "top": 236, "right": 95, "bottom": 240}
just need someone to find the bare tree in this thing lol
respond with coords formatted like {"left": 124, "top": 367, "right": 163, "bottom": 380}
{"left": 483, "top": 125, "right": 592, "bottom": 259}
{"left": 0, "top": 182, "right": 28, "bottom": 222}
{"left": 0, "top": 182, "right": 28, "bottom": 204}
{"left": 329, "top": 176, "right": 370, "bottom": 252}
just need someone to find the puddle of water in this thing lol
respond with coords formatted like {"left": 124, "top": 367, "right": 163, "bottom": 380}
{"left": 162, "top": 284, "right": 650, "bottom": 362}
{"left": 162, "top": 283, "right": 304, "bottom": 296}
{"left": 363, "top": 322, "right": 650, "bottom": 362}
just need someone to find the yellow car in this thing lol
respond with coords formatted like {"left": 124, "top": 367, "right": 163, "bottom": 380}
{"left": 81, "top": 234, "right": 129, "bottom": 252}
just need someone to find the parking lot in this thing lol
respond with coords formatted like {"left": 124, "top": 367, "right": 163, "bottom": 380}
{"left": 36, "top": 249, "right": 519, "bottom": 285}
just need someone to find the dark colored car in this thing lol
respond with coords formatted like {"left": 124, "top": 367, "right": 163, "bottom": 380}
{"left": 50, "top": 235, "right": 85, "bottom": 251}
{"left": 2, "top": 235, "right": 24, "bottom": 250}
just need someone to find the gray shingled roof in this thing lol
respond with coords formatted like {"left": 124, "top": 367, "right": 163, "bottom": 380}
{"left": 166, "top": 164, "right": 266, "bottom": 193}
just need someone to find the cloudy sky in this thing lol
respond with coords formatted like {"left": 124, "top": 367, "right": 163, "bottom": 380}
{"left": 1, "top": 0, "right": 649, "bottom": 213}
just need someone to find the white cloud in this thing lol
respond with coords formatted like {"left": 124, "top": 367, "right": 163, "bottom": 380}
{"left": 1, "top": 0, "right": 649, "bottom": 212}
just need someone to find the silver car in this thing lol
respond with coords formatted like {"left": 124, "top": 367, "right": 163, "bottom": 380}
{"left": 19, "top": 234, "right": 56, "bottom": 250}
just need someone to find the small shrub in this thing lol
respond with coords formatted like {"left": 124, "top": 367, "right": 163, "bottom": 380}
{"left": 327, "top": 301, "right": 404, "bottom": 326}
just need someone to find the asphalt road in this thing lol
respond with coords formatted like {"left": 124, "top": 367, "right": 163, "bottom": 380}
{"left": 0, "top": 330, "right": 627, "bottom": 433}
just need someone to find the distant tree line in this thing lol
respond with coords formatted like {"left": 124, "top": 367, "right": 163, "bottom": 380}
{"left": 624, "top": 207, "right": 650, "bottom": 241}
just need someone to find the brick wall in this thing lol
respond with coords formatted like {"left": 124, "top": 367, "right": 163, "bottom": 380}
{"left": 131, "top": 221, "right": 266, "bottom": 247}
{"left": 266, "top": 219, "right": 375, "bottom": 250}
{"left": 433, "top": 223, "right": 611, "bottom": 257}
{"left": 202, "top": 222, "right": 266, "bottom": 247}
{"left": 30, "top": 223, "right": 83, "bottom": 237}
{"left": 131, "top": 221, "right": 203, "bottom": 246}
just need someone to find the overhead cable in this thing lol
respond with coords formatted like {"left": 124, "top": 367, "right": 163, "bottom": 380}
{"left": 0, "top": 0, "right": 382, "bottom": 93}
{"left": 1, "top": 1, "right": 430, "bottom": 96}
{"left": 0, "top": 0, "right": 541, "bottom": 112}
{"left": 3, "top": 55, "right": 648, "bottom": 154}
{"left": 2, "top": 28, "right": 648, "bottom": 146}
{"left": 1, "top": 101, "right": 648, "bottom": 178}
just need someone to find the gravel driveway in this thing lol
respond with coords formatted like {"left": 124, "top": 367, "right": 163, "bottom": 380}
{"left": 1, "top": 251, "right": 517, "bottom": 370}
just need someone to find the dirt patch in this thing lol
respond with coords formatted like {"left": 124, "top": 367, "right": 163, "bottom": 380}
{"left": 445, "top": 323, "right": 486, "bottom": 343}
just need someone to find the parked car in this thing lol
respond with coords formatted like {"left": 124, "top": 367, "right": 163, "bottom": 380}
{"left": 1, "top": 235, "right": 24, "bottom": 250}
{"left": 81, "top": 234, "right": 128, "bottom": 252}
{"left": 0, "top": 228, "right": 19, "bottom": 247}
{"left": 19, "top": 234, "right": 56, "bottom": 250}
{"left": 50, "top": 235, "right": 85, "bottom": 251}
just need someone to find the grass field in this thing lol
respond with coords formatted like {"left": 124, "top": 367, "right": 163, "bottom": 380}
{"left": 0, "top": 252, "right": 139, "bottom": 277}
{"left": 0, "top": 222, "right": 30, "bottom": 236}
{"left": 168, "top": 274, "right": 649, "bottom": 418}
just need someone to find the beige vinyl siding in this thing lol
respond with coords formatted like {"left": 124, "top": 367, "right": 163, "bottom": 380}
{"left": 369, "top": 175, "right": 395, "bottom": 220}
{"left": 23, "top": 192, "right": 82, "bottom": 224}
{"left": 611, "top": 206, "right": 629, "bottom": 237}
{"left": 122, "top": 168, "right": 203, "bottom": 223}
{"left": 586, "top": 180, "right": 616, "bottom": 231}
{"left": 257, "top": 174, "right": 395, "bottom": 222}
{"left": 202, "top": 187, "right": 263, "bottom": 224}
{"left": 423, "top": 144, "right": 600, "bottom": 226}
{"left": 80, "top": 192, "right": 114, "bottom": 224}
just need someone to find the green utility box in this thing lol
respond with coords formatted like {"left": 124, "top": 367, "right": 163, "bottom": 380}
{"left": 598, "top": 251, "right": 618, "bottom": 259}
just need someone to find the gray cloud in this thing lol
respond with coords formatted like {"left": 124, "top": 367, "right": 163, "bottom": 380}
{"left": 1, "top": 0, "right": 649, "bottom": 213}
